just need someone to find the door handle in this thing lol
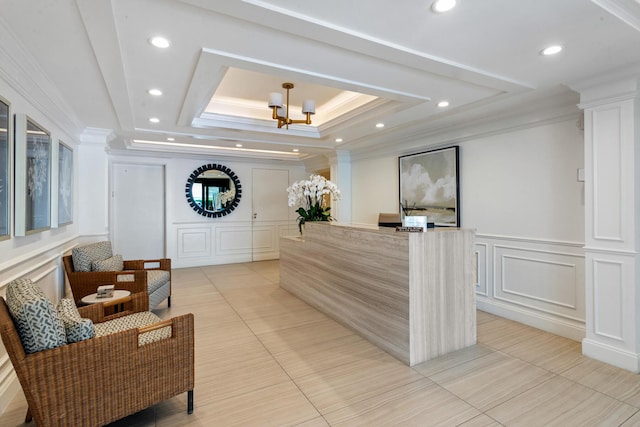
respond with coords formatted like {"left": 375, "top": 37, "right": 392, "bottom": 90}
{"left": 253, "top": 213, "right": 257, "bottom": 219}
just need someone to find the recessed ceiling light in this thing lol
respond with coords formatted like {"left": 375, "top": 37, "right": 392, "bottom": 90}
{"left": 148, "top": 88, "right": 163, "bottom": 96}
{"left": 540, "top": 45, "right": 563, "bottom": 56}
{"left": 235, "top": 143, "right": 243, "bottom": 148}
{"left": 149, "top": 36, "right": 170, "bottom": 48}
{"left": 437, "top": 100, "right": 450, "bottom": 108}
{"left": 167, "top": 137, "right": 175, "bottom": 141}
{"left": 292, "top": 148, "right": 299, "bottom": 152}
{"left": 431, "top": 0, "right": 457, "bottom": 13}
{"left": 335, "top": 138, "right": 343, "bottom": 143}
{"left": 376, "top": 123, "right": 385, "bottom": 128}
{"left": 149, "top": 117, "right": 160, "bottom": 123}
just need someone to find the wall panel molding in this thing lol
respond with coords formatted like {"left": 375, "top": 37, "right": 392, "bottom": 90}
{"left": 177, "top": 227, "right": 211, "bottom": 259}
{"left": 592, "top": 257, "right": 625, "bottom": 341}
{"left": 476, "top": 235, "right": 585, "bottom": 341}
{"left": 475, "top": 243, "right": 489, "bottom": 297}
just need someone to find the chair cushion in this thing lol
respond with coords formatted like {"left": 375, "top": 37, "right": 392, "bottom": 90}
{"left": 72, "top": 241, "right": 113, "bottom": 272}
{"left": 5, "top": 278, "right": 67, "bottom": 354}
{"left": 147, "top": 270, "right": 170, "bottom": 293}
{"left": 94, "top": 311, "right": 172, "bottom": 346}
{"left": 56, "top": 298, "right": 95, "bottom": 343}
{"left": 92, "top": 254, "right": 124, "bottom": 272}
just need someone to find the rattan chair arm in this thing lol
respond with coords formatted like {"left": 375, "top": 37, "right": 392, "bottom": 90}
{"left": 123, "top": 258, "right": 171, "bottom": 271}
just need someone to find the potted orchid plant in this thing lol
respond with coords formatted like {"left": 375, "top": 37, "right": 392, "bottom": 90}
{"left": 287, "top": 174, "right": 341, "bottom": 233}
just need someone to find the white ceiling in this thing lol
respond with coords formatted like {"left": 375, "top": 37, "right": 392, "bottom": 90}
{"left": 1, "top": 0, "right": 640, "bottom": 162}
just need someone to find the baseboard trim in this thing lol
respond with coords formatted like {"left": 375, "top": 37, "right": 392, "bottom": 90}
{"left": 477, "top": 298, "right": 585, "bottom": 342}
{"left": 582, "top": 338, "right": 640, "bottom": 372}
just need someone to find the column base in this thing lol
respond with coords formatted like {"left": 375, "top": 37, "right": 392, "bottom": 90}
{"left": 582, "top": 338, "right": 640, "bottom": 373}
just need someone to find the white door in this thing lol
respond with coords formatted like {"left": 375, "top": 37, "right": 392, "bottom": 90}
{"left": 111, "top": 163, "right": 165, "bottom": 259}
{"left": 252, "top": 168, "right": 289, "bottom": 260}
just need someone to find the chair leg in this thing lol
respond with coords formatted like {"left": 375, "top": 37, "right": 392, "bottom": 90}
{"left": 168, "top": 296, "right": 171, "bottom": 307}
{"left": 187, "top": 390, "right": 194, "bottom": 414}
{"left": 25, "top": 406, "right": 32, "bottom": 422}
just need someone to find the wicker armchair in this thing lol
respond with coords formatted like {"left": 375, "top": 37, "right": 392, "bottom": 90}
{"left": 63, "top": 253, "right": 172, "bottom": 310}
{"left": 0, "top": 291, "right": 194, "bottom": 427}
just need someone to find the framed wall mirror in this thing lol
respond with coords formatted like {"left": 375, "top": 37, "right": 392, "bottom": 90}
{"left": 185, "top": 164, "right": 242, "bottom": 218}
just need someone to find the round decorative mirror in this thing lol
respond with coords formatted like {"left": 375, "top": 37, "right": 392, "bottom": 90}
{"left": 185, "top": 164, "right": 242, "bottom": 217}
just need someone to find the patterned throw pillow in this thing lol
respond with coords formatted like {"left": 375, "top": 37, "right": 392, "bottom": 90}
{"left": 92, "top": 254, "right": 124, "bottom": 272}
{"left": 72, "top": 241, "right": 113, "bottom": 272}
{"left": 5, "top": 278, "right": 67, "bottom": 354}
{"left": 56, "top": 298, "right": 95, "bottom": 343}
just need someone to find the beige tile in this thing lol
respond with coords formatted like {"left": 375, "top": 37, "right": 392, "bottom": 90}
{"left": 220, "top": 286, "right": 312, "bottom": 319}
{"left": 293, "top": 417, "right": 330, "bottom": 427}
{"left": 294, "top": 352, "right": 425, "bottom": 414}
{"left": 157, "top": 382, "right": 321, "bottom": 427}
{"left": 500, "top": 332, "right": 584, "bottom": 373}
{"left": 458, "top": 414, "right": 503, "bottom": 426}
{"left": 212, "top": 273, "right": 277, "bottom": 290}
{"left": 242, "top": 305, "right": 330, "bottom": 335}
{"left": 196, "top": 353, "right": 291, "bottom": 403}
{"left": 274, "top": 334, "right": 390, "bottom": 379}
{"left": 561, "top": 358, "right": 640, "bottom": 407}
{"left": 413, "top": 344, "right": 494, "bottom": 377}
{"left": 476, "top": 310, "right": 500, "bottom": 325}
{"left": 430, "top": 351, "right": 554, "bottom": 411}
{"left": 621, "top": 410, "right": 640, "bottom": 425}
{"left": 477, "top": 317, "right": 545, "bottom": 350}
{"left": 256, "top": 319, "right": 355, "bottom": 355}
{"left": 487, "top": 375, "right": 638, "bottom": 426}
{"left": 324, "top": 377, "right": 480, "bottom": 426}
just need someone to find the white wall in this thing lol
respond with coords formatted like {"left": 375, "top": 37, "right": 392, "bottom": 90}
{"left": 109, "top": 154, "right": 307, "bottom": 268}
{"left": 0, "top": 75, "right": 83, "bottom": 414}
{"left": 351, "top": 118, "right": 586, "bottom": 340}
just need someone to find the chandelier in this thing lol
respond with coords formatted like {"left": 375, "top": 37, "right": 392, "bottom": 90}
{"left": 268, "top": 83, "right": 315, "bottom": 129}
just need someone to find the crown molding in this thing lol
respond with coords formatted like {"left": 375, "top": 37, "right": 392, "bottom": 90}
{"left": 0, "top": 16, "right": 85, "bottom": 139}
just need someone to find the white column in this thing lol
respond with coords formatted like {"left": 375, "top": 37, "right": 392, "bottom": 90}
{"left": 578, "top": 76, "right": 640, "bottom": 371}
{"left": 77, "top": 128, "right": 113, "bottom": 237}
{"left": 328, "top": 150, "right": 352, "bottom": 224}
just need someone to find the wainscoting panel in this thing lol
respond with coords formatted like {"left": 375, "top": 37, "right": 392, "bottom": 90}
{"left": 475, "top": 243, "right": 489, "bottom": 297}
{"left": 177, "top": 227, "right": 211, "bottom": 259}
{"left": 476, "top": 235, "right": 585, "bottom": 341}
{"left": 494, "top": 245, "right": 584, "bottom": 320}
{"left": 252, "top": 221, "right": 294, "bottom": 261}
{"left": 593, "top": 257, "right": 624, "bottom": 341}
{"left": 252, "top": 226, "right": 276, "bottom": 252}
{"left": 216, "top": 227, "right": 253, "bottom": 254}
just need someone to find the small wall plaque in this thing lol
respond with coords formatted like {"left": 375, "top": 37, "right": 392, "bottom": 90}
{"left": 395, "top": 226, "right": 424, "bottom": 232}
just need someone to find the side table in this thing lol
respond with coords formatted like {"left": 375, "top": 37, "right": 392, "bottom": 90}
{"left": 81, "top": 290, "right": 132, "bottom": 312}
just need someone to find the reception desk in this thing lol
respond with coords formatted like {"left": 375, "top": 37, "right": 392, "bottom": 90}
{"left": 280, "top": 222, "right": 476, "bottom": 366}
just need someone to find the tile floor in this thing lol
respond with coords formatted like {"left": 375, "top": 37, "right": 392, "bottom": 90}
{"left": 2, "top": 260, "right": 640, "bottom": 426}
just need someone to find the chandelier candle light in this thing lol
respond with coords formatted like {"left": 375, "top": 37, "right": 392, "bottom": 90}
{"left": 268, "top": 83, "right": 315, "bottom": 129}
{"left": 287, "top": 174, "right": 341, "bottom": 233}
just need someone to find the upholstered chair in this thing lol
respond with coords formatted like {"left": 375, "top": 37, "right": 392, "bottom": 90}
{"left": 63, "top": 241, "right": 171, "bottom": 310}
{"left": 0, "top": 278, "right": 194, "bottom": 427}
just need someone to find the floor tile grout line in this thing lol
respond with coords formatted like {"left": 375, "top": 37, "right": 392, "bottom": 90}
{"left": 204, "top": 265, "right": 332, "bottom": 424}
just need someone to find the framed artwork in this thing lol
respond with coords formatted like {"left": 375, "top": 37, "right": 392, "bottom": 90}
{"left": 399, "top": 146, "right": 460, "bottom": 227}
{"left": 14, "top": 114, "right": 51, "bottom": 236}
{"left": 57, "top": 141, "right": 73, "bottom": 226}
{"left": 0, "top": 97, "right": 9, "bottom": 240}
